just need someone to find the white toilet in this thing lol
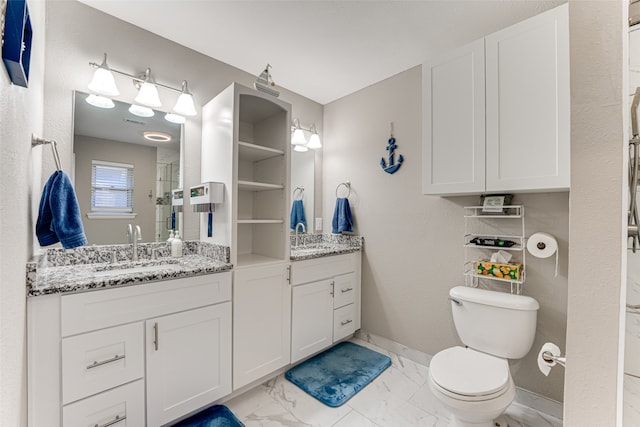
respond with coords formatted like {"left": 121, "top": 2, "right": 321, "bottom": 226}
{"left": 428, "top": 286, "right": 539, "bottom": 427}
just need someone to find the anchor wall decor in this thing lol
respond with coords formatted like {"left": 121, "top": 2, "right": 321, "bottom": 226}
{"left": 380, "top": 122, "right": 404, "bottom": 174}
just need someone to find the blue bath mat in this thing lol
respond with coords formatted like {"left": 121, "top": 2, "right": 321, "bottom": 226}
{"left": 285, "top": 341, "right": 392, "bottom": 407}
{"left": 170, "top": 405, "right": 244, "bottom": 427}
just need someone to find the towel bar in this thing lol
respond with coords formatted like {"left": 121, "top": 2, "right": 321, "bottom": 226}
{"left": 32, "top": 134, "right": 61, "bottom": 171}
{"left": 336, "top": 181, "right": 351, "bottom": 198}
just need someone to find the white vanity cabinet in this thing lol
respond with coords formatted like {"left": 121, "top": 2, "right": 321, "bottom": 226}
{"left": 290, "top": 252, "right": 361, "bottom": 363}
{"left": 232, "top": 263, "right": 291, "bottom": 390}
{"left": 422, "top": 4, "right": 569, "bottom": 195}
{"left": 27, "top": 273, "right": 232, "bottom": 427}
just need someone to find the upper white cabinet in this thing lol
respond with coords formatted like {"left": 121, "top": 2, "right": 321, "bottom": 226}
{"left": 422, "top": 4, "right": 569, "bottom": 195}
{"left": 485, "top": 4, "right": 569, "bottom": 192}
{"left": 422, "top": 39, "right": 486, "bottom": 195}
{"left": 201, "top": 82, "right": 291, "bottom": 267}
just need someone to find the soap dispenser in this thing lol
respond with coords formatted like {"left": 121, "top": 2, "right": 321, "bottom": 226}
{"left": 167, "top": 230, "right": 175, "bottom": 243}
{"left": 171, "top": 231, "right": 183, "bottom": 258}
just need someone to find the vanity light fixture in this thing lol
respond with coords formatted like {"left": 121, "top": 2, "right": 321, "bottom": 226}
{"left": 164, "top": 113, "right": 186, "bottom": 124}
{"left": 87, "top": 53, "right": 119, "bottom": 97}
{"left": 291, "top": 119, "right": 322, "bottom": 150}
{"left": 294, "top": 144, "right": 309, "bottom": 152}
{"left": 88, "top": 53, "right": 198, "bottom": 118}
{"left": 307, "top": 124, "right": 322, "bottom": 149}
{"left": 128, "top": 104, "right": 155, "bottom": 118}
{"left": 143, "top": 131, "right": 172, "bottom": 142}
{"left": 85, "top": 94, "right": 115, "bottom": 109}
{"left": 291, "top": 119, "right": 307, "bottom": 146}
{"left": 173, "top": 81, "right": 197, "bottom": 116}
{"left": 134, "top": 69, "right": 162, "bottom": 108}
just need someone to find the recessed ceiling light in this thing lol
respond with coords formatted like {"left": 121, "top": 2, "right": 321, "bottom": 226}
{"left": 143, "top": 131, "right": 172, "bottom": 142}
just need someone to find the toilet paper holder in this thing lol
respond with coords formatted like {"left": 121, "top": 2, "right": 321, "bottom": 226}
{"left": 542, "top": 351, "right": 566, "bottom": 368}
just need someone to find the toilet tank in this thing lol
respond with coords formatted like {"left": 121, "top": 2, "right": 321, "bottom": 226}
{"left": 449, "top": 286, "right": 539, "bottom": 359}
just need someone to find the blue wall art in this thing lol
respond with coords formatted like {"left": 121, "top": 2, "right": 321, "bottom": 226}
{"left": 380, "top": 124, "right": 404, "bottom": 174}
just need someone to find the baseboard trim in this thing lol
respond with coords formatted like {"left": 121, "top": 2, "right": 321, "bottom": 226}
{"left": 354, "top": 330, "right": 563, "bottom": 420}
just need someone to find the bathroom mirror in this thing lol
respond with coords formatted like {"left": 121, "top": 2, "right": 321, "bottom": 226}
{"left": 291, "top": 148, "right": 315, "bottom": 233}
{"left": 72, "top": 91, "right": 182, "bottom": 245}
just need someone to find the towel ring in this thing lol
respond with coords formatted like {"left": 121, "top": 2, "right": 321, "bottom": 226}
{"left": 336, "top": 181, "right": 351, "bottom": 198}
{"left": 293, "top": 186, "right": 304, "bottom": 200}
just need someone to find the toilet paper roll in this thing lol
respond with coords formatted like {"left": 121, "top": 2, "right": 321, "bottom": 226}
{"left": 527, "top": 232, "right": 559, "bottom": 277}
{"left": 537, "top": 342, "right": 561, "bottom": 376}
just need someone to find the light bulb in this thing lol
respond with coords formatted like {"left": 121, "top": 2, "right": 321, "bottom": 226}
{"left": 165, "top": 113, "right": 186, "bottom": 124}
{"left": 128, "top": 104, "right": 154, "bottom": 117}
{"left": 294, "top": 144, "right": 309, "bottom": 152}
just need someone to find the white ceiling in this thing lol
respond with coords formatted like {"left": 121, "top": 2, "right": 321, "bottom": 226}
{"left": 78, "top": 0, "right": 564, "bottom": 105}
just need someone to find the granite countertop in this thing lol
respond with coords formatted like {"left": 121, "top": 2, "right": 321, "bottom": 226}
{"left": 27, "top": 241, "right": 232, "bottom": 297}
{"left": 290, "top": 234, "right": 363, "bottom": 261}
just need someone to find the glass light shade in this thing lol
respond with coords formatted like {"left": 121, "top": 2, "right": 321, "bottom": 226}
{"left": 128, "top": 104, "right": 154, "bottom": 117}
{"left": 88, "top": 67, "right": 119, "bottom": 97}
{"left": 135, "top": 82, "right": 162, "bottom": 108}
{"left": 85, "top": 94, "right": 115, "bottom": 109}
{"left": 165, "top": 113, "right": 186, "bottom": 124}
{"left": 294, "top": 144, "right": 309, "bottom": 152}
{"left": 292, "top": 128, "right": 306, "bottom": 145}
{"left": 173, "top": 81, "right": 197, "bottom": 116}
{"left": 173, "top": 93, "right": 197, "bottom": 116}
{"left": 307, "top": 133, "right": 322, "bottom": 149}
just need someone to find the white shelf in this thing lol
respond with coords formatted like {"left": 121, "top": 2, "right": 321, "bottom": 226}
{"left": 464, "top": 234, "right": 524, "bottom": 251}
{"left": 464, "top": 205, "right": 523, "bottom": 218}
{"left": 238, "top": 141, "right": 284, "bottom": 162}
{"left": 237, "top": 219, "right": 284, "bottom": 224}
{"left": 238, "top": 180, "right": 284, "bottom": 191}
{"left": 236, "top": 253, "right": 286, "bottom": 268}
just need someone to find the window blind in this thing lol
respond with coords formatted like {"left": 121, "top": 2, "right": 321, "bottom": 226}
{"left": 91, "top": 160, "right": 134, "bottom": 213}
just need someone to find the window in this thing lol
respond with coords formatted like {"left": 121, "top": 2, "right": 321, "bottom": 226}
{"left": 91, "top": 160, "right": 134, "bottom": 213}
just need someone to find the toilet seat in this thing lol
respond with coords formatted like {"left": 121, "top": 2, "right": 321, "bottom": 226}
{"left": 429, "top": 346, "right": 510, "bottom": 401}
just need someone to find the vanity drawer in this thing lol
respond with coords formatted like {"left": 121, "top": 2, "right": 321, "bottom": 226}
{"left": 62, "top": 322, "right": 144, "bottom": 404}
{"left": 61, "top": 272, "right": 232, "bottom": 336}
{"left": 63, "top": 379, "right": 145, "bottom": 427}
{"left": 333, "top": 272, "right": 356, "bottom": 309}
{"left": 333, "top": 304, "right": 356, "bottom": 342}
{"left": 291, "top": 253, "right": 356, "bottom": 286}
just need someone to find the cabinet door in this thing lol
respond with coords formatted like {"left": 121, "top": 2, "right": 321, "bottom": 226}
{"left": 291, "top": 279, "right": 334, "bottom": 363}
{"left": 233, "top": 264, "right": 291, "bottom": 389}
{"left": 146, "top": 303, "right": 232, "bottom": 427}
{"left": 485, "top": 4, "right": 569, "bottom": 192}
{"left": 422, "top": 38, "right": 486, "bottom": 195}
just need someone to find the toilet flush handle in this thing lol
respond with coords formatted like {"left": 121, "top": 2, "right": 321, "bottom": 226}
{"left": 449, "top": 297, "right": 462, "bottom": 306}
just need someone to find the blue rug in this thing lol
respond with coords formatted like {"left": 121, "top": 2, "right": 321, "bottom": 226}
{"left": 285, "top": 341, "right": 392, "bottom": 407}
{"left": 170, "top": 405, "right": 244, "bottom": 427}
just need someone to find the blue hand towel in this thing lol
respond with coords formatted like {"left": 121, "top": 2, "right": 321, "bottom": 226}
{"left": 290, "top": 199, "right": 307, "bottom": 230}
{"left": 36, "top": 171, "right": 88, "bottom": 249}
{"left": 332, "top": 197, "right": 353, "bottom": 234}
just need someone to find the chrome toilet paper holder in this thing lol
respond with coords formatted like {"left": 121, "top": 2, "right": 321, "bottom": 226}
{"left": 542, "top": 351, "right": 566, "bottom": 368}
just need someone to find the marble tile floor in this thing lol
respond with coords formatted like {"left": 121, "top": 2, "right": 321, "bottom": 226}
{"left": 225, "top": 338, "right": 563, "bottom": 427}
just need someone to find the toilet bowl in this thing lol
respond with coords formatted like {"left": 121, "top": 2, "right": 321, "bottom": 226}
{"left": 428, "top": 346, "right": 515, "bottom": 427}
{"left": 429, "top": 286, "right": 539, "bottom": 427}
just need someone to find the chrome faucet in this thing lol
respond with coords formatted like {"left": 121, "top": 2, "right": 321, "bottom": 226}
{"left": 294, "top": 223, "right": 306, "bottom": 247}
{"left": 126, "top": 224, "right": 142, "bottom": 261}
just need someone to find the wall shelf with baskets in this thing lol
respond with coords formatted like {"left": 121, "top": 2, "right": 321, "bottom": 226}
{"left": 463, "top": 205, "right": 526, "bottom": 294}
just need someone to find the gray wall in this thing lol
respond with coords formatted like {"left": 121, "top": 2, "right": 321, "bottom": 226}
{"left": 42, "top": 0, "right": 324, "bottom": 244}
{"left": 323, "top": 66, "right": 568, "bottom": 402}
{"left": 74, "top": 135, "right": 157, "bottom": 244}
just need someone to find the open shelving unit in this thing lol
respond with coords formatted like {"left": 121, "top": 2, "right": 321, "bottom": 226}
{"left": 463, "top": 205, "right": 526, "bottom": 294}
{"left": 201, "top": 83, "right": 291, "bottom": 267}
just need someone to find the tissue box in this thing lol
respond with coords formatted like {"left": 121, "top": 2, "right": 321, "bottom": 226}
{"left": 475, "top": 261, "right": 522, "bottom": 281}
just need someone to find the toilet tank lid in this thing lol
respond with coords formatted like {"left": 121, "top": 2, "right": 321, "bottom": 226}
{"left": 450, "top": 286, "right": 539, "bottom": 311}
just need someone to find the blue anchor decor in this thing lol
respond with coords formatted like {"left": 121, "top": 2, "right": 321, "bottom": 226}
{"left": 380, "top": 122, "right": 404, "bottom": 174}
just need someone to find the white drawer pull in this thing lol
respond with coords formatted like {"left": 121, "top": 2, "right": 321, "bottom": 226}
{"left": 341, "top": 319, "right": 353, "bottom": 326}
{"left": 94, "top": 414, "right": 126, "bottom": 427}
{"left": 86, "top": 354, "right": 125, "bottom": 370}
{"left": 341, "top": 287, "right": 353, "bottom": 293}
